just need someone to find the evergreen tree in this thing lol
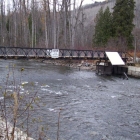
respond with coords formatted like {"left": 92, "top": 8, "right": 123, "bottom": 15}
{"left": 93, "top": 7, "right": 104, "bottom": 47}
{"left": 112, "top": 0, "right": 135, "bottom": 49}
{"left": 93, "top": 7, "right": 112, "bottom": 48}
{"left": 102, "top": 7, "right": 113, "bottom": 46}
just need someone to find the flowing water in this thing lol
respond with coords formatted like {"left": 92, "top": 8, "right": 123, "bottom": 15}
{"left": 0, "top": 59, "right": 140, "bottom": 140}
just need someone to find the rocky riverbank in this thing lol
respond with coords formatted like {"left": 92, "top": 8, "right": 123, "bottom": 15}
{"left": 41, "top": 59, "right": 97, "bottom": 71}
{"left": 33, "top": 59, "right": 140, "bottom": 78}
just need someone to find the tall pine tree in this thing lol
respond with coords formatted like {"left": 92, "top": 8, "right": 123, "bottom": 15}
{"left": 112, "top": 0, "right": 135, "bottom": 49}
{"left": 103, "top": 7, "right": 113, "bottom": 46}
{"left": 93, "top": 7, "right": 112, "bottom": 48}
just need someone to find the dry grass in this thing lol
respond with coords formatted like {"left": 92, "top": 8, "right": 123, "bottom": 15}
{"left": 128, "top": 51, "right": 140, "bottom": 57}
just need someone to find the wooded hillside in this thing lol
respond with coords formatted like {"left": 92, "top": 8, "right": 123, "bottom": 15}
{"left": 0, "top": 0, "right": 139, "bottom": 50}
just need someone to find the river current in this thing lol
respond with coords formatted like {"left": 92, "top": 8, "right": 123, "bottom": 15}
{"left": 0, "top": 59, "right": 140, "bottom": 140}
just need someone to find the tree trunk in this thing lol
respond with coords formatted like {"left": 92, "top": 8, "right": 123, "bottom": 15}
{"left": 43, "top": 0, "right": 49, "bottom": 48}
{"left": 53, "top": 0, "right": 57, "bottom": 49}
{"left": 0, "top": 0, "right": 5, "bottom": 46}
{"left": 13, "top": 0, "right": 17, "bottom": 47}
{"left": 32, "top": 0, "right": 34, "bottom": 48}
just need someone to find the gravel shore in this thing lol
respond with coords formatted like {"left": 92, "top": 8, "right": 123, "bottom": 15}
{"left": 41, "top": 59, "right": 97, "bottom": 71}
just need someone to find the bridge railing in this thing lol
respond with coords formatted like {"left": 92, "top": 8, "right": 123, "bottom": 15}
{"left": 0, "top": 46, "right": 126, "bottom": 59}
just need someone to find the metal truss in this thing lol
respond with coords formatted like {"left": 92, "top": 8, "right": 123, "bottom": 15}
{"left": 0, "top": 46, "right": 127, "bottom": 60}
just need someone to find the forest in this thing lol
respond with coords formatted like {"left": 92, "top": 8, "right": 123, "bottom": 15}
{"left": 0, "top": 0, "right": 139, "bottom": 51}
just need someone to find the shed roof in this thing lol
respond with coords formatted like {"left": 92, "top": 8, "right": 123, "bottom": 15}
{"left": 105, "top": 52, "right": 125, "bottom": 65}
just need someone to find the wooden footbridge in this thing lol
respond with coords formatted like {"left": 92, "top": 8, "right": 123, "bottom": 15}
{"left": 0, "top": 46, "right": 127, "bottom": 61}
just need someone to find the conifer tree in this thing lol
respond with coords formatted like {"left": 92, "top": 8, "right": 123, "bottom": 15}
{"left": 102, "top": 7, "right": 113, "bottom": 46}
{"left": 93, "top": 7, "right": 112, "bottom": 48}
{"left": 112, "top": 0, "right": 135, "bottom": 49}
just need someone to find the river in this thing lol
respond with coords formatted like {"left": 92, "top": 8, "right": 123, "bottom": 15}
{"left": 0, "top": 59, "right": 140, "bottom": 140}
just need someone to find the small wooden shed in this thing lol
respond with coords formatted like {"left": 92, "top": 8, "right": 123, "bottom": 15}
{"left": 96, "top": 52, "right": 128, "bottom": 76}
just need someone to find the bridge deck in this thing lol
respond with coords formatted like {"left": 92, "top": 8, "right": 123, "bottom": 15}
{"left": 0, "top": 46, "right": 127, "bottom": 60}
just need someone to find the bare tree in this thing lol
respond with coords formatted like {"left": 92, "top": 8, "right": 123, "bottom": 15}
{"left": 12, "top": 0, "right": 18, "bottom": 47}
{"left": 42, "top": 0, "right": 49, "bottom": 48}
{"left": 71, "top": 0, "right": 84, "bottom": 49}
{"left": 0, "top": 0, "right": 5, "bottom": 46}
{"left": 53, "top": 0, "right": 57, "bottom": 49}
{"left": 31, "top": 0, "right": 35, "bottom": 48}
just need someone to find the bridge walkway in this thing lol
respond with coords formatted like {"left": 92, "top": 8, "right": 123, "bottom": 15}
{"left": 0, "top": 47, "right": 127, "bottom": 61}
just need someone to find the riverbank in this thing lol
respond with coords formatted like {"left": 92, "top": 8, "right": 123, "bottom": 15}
{"left": 3, "top": 58, "right": 140, "bottom": 78}
{"left": 0, "top": 117, "right": 34, "bottom": 140}
{"left": 41, "top": 59, "right": 140, "bottom": 78}
{"left": 41, "top": 59, "right": 97, "bottom": 71}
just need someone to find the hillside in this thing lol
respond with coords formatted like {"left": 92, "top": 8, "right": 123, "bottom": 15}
{"left": 84, "top": 0, "right": 140, "bottom": 26}
{"left": 0, "top": 0, "right": 139, "bottom": 50}
{"left": 82, "top": 0, "right": 140, "bottom": 50}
